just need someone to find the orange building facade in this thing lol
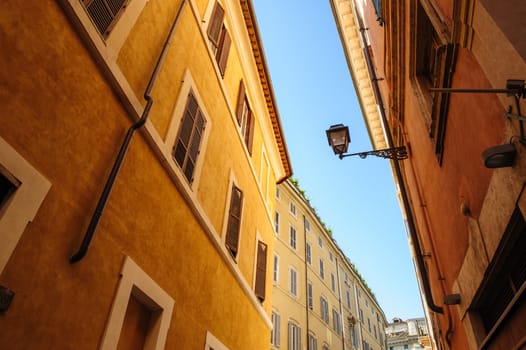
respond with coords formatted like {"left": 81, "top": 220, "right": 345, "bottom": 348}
{"left": 0, "top": 0, "right": 291, "bottom": 348}
{"left": 331, "top": 0, "right": 526, "bottom": 349}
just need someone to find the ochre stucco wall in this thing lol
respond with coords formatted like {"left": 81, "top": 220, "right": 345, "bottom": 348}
{"left": 0, "top": 0, "right": 279, "bottom": 349}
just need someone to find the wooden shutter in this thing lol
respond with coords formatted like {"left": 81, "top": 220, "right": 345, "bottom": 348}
{"left": 207, "top": 2, "right": 224, "bottom": 46}
{"left": 83, "top": 0, "right": 128, "bottom": 38}
{"left": 225, "top": 185, "right": 243, "bottom": 257}
{"left": 236, "top": 80, "right": 246, "bottom": 125}
{"left": 217, "top": 26, "right": 231, "bottom": 76}
{"left": 254, "top": 241, "right": 267, "bottom": 301}
{"left": 245, "top": 110, "right": 254, "bottom": 155}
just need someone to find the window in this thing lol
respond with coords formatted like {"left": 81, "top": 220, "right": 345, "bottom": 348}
{"left": 365, "top": 299, "right": 369, "bottom": 307}
{"left": 271, "top": 312, "right": 281, "bottom": 347}
{"left": 320, "top": 297, "right": 329, "bottom": 324}
{"left": 304, "top": 218, "right": 310, "bottom": 231}
{"left": 319, "top": 259, "right": 325, "bottom": 279}
{"left": 350, "top": 324, "right": 357, "bottom": 348}
{"left": 236, "top": 81, "right": 255, "bottom": 154}
{"left": 205, "top": 331, "right": 230, "bottom": 350}
{"left": 290, "top": 267, "right": 298, "bottom": 297}
{"left": 173, "top": 92, "right": 206, "bottom": 183}
{"left": 274, "top": 211, "right": 280, "bottom": 234}
{"left": 288, "top": 322, "right": 301, "bottom": 350}
{"left": 471, "top": 206, "right": 526, "bottom": 347}
{"left": 306, "top": 243, "right": 312, "bottom": 264}
{"left": 290, "top": 202, "right": 296, "bottom": 215}
{"left": 411, "top": 1, "right": 456, "bottom": 160}
{"left": 308, "top": 334, "right": 317, "bottom": 350}
{"left": 207, "top": 1, "right": 231, "bottom": 76}
{"left": 374, "top": 325, "right": 377, "bottom": 339}
{"left": 329, "top": 251, "right": 333, "bottom": 263}
{"left": 254, "top": 240, "right": 267, "bottom": 302}
{"left": 81, "top": 0, "right": 129, "bottom": 39}
{"left": 276, "top": 186, "right": 280, "bottom": 199}
{"left": 318, "top": 235, "right": 323, "bottom": 248}
{"left": 100, "top": 256, "right": 174, "bottom": 349}
{"left": 372, "top": 0, "right": 383, "bottom": 25}
{"left": 332, "top": 309, "right": 341, "bottom": 334}
{"left": 307, "top": 282, "right": 313, "bottom": 310}
{"left": 273, "top": 254, "right": 279, "bottom": 283}
{"left": 368, "top": 318, "right": 371, "bottom": 332}
{"left": 359, "top": 308, "right": 364, "bottom": 323}
{"left": 0, "top": 169, "right": 19, "bottom": 212}
{"left": 290, "top": 226, "right": 297, "bottom": 249}
{"left": 404, "top": 345, "right": 408, "bottom": 350}
{"left": 346, "top": 290, "right": 351, "bottom": 308}
{"left": 0, "top": 138, "right": 51, "bottom": 273}
{"left": 225, "top": 184, "right": 243, "bottom": 258}
{"left": 331, "top": 273, "right": 335, "bottom": 292}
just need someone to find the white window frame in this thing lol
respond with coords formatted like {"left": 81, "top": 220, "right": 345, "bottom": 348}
{"left": 290, "top": 266, "right": 298, "bottom": 297}
{"left": 273, "top": 254, "right": 279, "bottom": 284}
{"left": 58, "top": 0, "right": 149, "bottom": 61}
{"left": 205, "top": 331, "right": 229, "bottom": 350}
{"left": 165, "top": 69, "right": 212, "bottom": 189}
{"left": 306, "top": 243, "right": 312, "bottom": 265}
{"left": 0, "top": 137, "right": 51, "bottom": 273}
{"left": 271, "top": 311, "right": 281, "bottom": 347}
{"left": 288, "top": 321, "right": 301, "bottom": 350}
{"left": 274, "top": 211, "right": 280, "bottom": 234}
{"left": 289, "top": 201, "right": 296, "bottom": 216}
{"left": 100, "top": 256, "right": 174, "bottom": 350}
{"left": 307, "top": 281, "right": 313, "bottom": 310}
{"left": 289, "top": 225, "right": 297, "bottom": 249}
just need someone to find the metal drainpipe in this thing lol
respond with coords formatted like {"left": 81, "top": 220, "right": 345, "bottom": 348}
{"left": 352, "top": 4, "right": 443, "bottom": 314}
{"left": 70, "top": 0, "right": 188, "bottom": 263}
{"left": 335, "top": 257, "right": 347, "bottom": 350}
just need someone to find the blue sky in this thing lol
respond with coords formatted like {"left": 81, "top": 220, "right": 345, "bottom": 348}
{"left": 252, "top": 1, "right": 425, "bottom": 322}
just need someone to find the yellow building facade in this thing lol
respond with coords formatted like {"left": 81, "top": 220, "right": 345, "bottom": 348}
{"left": 271, "top": 180, "right": 387, "bottom": 350}
{"left": 0, "top": 0, "right": 291, "bottom": 348}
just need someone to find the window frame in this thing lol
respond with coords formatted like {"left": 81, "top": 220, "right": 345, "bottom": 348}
{"left": 288, "top": 321, "right": 302, "bottom": 350}
{"left": 236, "top": 80, "right": 255, "bottom": 155}
{"left": 254, "top": 240, "right": 267, "bottom": 302}
{"left": 320, "top": 296, "right": 329, "bottom": 324}
{"left": 271, "top": 311, "right": 281, "bottom": 347}
{"left": 206, "top": 1, "right": 231, "bottom": 77}
{"left": 273, "top": 253, "right": 279, "bottom": 284}
{"left": 289, "top": 225, "right": 297, "bottom": 249}
{"left": 172, "top": 91, "right": 207, "bottom": 184}
{"left": 319, "top": 258, "right": 325, "bottom": 279}
{"left": 409, "top": 0, "right": 457, "bottom": 162}
{"left": 307, "top": 281, "right": 314, "bottom": 310}
{"left": 100, "top": 256, "right": 174, "bottom": 350}
{"left": 0, "top": 137, "right": 51, "bottom": 273}
{"left": 290, "top": 266, "right": 298, "bottom": 297}
{"left": 225, "top": 183, "right": 243, "bottom": 259}
{"left": 306, "top": 243, "right": 312, "bottom": 265}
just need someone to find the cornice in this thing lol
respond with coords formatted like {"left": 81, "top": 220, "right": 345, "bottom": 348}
{"left": 239, "top": 0, "right": 293, "bottom": 182}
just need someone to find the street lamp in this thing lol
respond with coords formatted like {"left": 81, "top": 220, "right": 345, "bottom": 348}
{"left": 326, "top": 124, "right": 408, "bottom": 160}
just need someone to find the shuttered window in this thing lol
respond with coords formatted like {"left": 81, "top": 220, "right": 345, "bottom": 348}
{"left": 235, "top": 81, "right": 255, "bottom": 154}
{"left": 306, "top": 243, "right": 311, "bottom": 264}
{"left": 82, "top": 0, "right": 129, "bottom": 38}
{"left": 173, "top": 93, "right": 206, "bottom": 183}
{"left": 289, "top": 226, "right": 297, "bottom": 249}
{"left": 307, "top": 282, "right": 313, "bottom": 310}
{"left": 288, "top": 322, "right": 301, "bottom": 350}
{"left": 271, "top": 312, "right": 281, "bottom": 347}
{"left": 290, "top": 268, "right": 297, "bottom": 297}
{"left": 225, "top": 184, "right": 243, "bottom": 258}
{"left": 320, "top": 297, "right": 329, "bottom": 324}
{"left": 254, "top": 240, "right": 267, "bottom": 302}
{"left": 472, "top": 206, "right": 526, "bottom": 346}
{"left": 333, "top": 309, "right": 341, "bottom": 334}
{"left": 308, "top": 334, "right": 317, "bottom": 350}
{"left": 207, "top": 2, "right": 231, "bottom": 77}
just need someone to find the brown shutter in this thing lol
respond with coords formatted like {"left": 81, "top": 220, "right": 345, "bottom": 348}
{"left": 245, "top": 110, "right": 254, "bottom": 155}
{"left": 83, "top": 0, "right": 127, "bottom": 38}
{"left": 207, "top": 2, "right": 224, "bottom": 46}
{"left": 236, "top": 80, "right": 246, "bottom": 125}
{"left": 255, "top": 241, "right": 267, "bottom": 301}
{"left": 217, "top": 26, "right": 231, "bottom": 77}
{"left": 226, "top": 185, "right": 243, "bottom": 257}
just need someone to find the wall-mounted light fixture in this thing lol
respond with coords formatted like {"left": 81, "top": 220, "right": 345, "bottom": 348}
{"left": 326, "top": 124, "right": 408, "bottom": 160}
{"left": 431, "top": 79, "right": 526, "bottom": 168}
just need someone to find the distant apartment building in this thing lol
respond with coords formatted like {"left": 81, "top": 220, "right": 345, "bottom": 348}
{"left": 0, "top": 0, "right": 291, "bottom": 348}
{"left": 386, "top": 318, "right": 431, "bottom": 350}
{"left": 271, "top": 179, "right": 387, "bottom": 350}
